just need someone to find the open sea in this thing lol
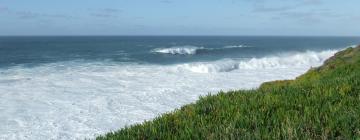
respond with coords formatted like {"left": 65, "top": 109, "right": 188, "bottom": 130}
{"left": 0, "top": 36, "right": 359, "bottom": 139}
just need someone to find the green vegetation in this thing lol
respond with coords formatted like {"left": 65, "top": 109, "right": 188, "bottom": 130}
{"left": 97, "top": 46, "right": 360, "bottom": 140}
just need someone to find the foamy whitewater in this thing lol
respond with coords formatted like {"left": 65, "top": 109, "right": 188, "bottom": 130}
{"left": 151, "top": 45, "right": 250, "bottom": 55}
{"left": 151, "top": 46, "right": 202, "bottom": 55}
{"left": 0, "top": 36, "right": 359, "bottom": 140}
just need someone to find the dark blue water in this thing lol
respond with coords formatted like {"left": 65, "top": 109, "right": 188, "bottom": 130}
{"left": 0, "top": 36, "right": 359, "bottom": 68}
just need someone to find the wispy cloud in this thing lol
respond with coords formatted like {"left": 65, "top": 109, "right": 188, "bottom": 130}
{"left": 254, "top": 5, "right": 294, "bottom": 12}
{"left": 43, "top": 14, "right": 75, "bottom": 19}
{"left": 272, "top": 9, "right": 342, "bottom": 24}
{"left": 353, "top": 15, "right": 360, "bottom": 20}
{"left": 253, "top": 0, "right": 323, "bottom": 12}
{"left": 16, "top": 11, "right": 75, "bottom": 19}
{"left": 0, "top": 5, "right": 9, "bottom": 13}
{"left": 301, "top": 0, "right": 322, "bottom": 6}
{"left": 15, "top": 11, "right": 38, "bottom": 19}
{"left": 90, "top": 13, "right": 117, "bottom": 18}
{"left": 250, "top": 0, "right": 341, "bottom": 24}
{"left": 89, "top": 8, "right": 122, "bottom": 18}
{"left": 0, "top": 6, "right": 75, "bottom": 19}
{"left": 160, "top": 0, "right": 173, "bottom": 4}
{"left": 280, "top": 9, "right": 339, "bottom": 19}
{"left": 99, "top": 8, "right": 122, "bottom": 13}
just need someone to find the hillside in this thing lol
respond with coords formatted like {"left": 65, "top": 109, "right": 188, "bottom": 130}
{"left": 97, "top": 45, "right": 360, "bottom": 139}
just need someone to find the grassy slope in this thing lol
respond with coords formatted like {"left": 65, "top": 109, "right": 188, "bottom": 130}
{"left": 97, "top": 46, "right": 360, "bottom": 140}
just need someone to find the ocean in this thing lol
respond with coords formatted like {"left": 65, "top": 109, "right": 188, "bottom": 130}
{"left": 0, "top": 36, "right": 359, "bottom": 139}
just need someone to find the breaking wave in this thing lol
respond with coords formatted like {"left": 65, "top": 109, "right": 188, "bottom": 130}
{"left": 223, "top": 45, "right": 250, "bottom": 49}
{"left": 176, "top": 49, "right": 338, "bottom": 73}
{"left": 151, "top": 45, "right": 251, "bottom": 55}
{"left": 151, "top": 46, "right": 202, "bottom": 55}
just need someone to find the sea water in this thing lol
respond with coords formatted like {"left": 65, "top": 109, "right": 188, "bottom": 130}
{"left": 0, "top": 36, "right": 359, "bottom": 139}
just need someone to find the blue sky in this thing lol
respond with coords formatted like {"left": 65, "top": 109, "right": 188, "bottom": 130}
{"left": 0, "top": 0, "right": 359, "bottom": 36}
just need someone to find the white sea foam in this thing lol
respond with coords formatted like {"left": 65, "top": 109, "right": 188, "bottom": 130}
{"left": 151, "top": 45, "right": 250, "bottom": 55}
{"left": 223, "top": 45, "right": 250, "bottom": 49}
{"left": 0, "top": 49, "right": 341, "bottom": 140}
{"left": 349, "top": 44, "right": 358, "bottom": 48}
{"left": 177, "top": 60, "right": 239, "bottom": 73}
{"left": 177, "top": 50, "right": 337, "bottom": 73}
{"left": 151, "top": 46, "right": 202, "bottom": 55}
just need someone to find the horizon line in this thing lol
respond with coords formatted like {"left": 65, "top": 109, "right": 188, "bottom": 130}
{"left": 0, "top": 35, "right": 359, "bottom": 37}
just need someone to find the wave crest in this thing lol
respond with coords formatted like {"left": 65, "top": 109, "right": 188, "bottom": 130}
{"left": 223, "top": 45, "right": 249, "bottom": 49}
{"left": 151, "top": 45, "right": 251, "bottom": 55}
{"left": 151, "top": 46, "right": 202, "bottom": 55}
{"left": 177, "top": 60, "right": 239, "bottom": 73}
{"left": 176, "top": 49, "right": 338, "bottom": 73}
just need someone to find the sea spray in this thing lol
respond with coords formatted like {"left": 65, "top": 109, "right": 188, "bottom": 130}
{"left": 176, "top": 49, "right": 338, "bottom": 73}
{"left": 151, "top": 46, "right": 202, "bottom": 55}
{"left": 151, "top": 45, "right": 250, "bottom": 55}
